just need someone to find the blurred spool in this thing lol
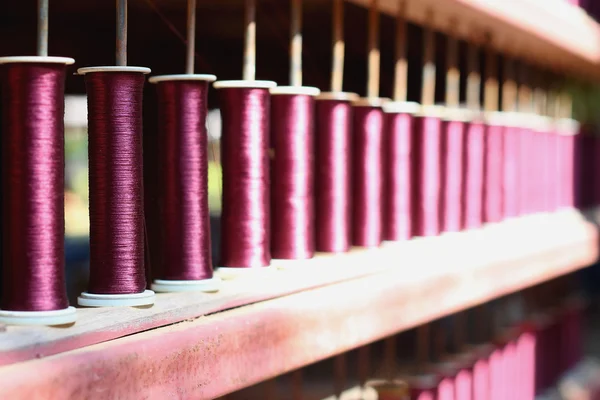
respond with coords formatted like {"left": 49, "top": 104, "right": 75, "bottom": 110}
{"left": 502, "top": 113, "right": 521, "bottom": 219}
{"left": 555, "top": 119, "right": 579, "bottom": 209}
{"left": 407, "top": 374, "right": 438, "bottom": 400}
{"left": 213, "top": 80, "right": 276, "bottom": 273}
{"left": 270, "top": 86, "right": 319, "bottom": 260}
{"left": 352, "top": 97, "right": 385, "bottom": 247}
{"left": 383, "top": 101, "right": 420, "bottom": 241}
{"left": 314, "top": 92, "right": 357, "bottom": 252}
{"left": 0, "top": 56, "right": 77, "bottom": 325}
{"left": 515, "top": 323, "right": 537, "bottom": 400}
{"left": 483, "top": 112, "right": 504, "bottom": 224}
{"left": 412, "top": 106, "right": 444, "bottom": 237}
{"left": 463, "top": 117, "right": 485, "bottom": 230}
{"left": 440, "top": 108, "right": 467, "bottom": 233}
{"left": 518, "top": 117, "right": 534, "bottom": 216}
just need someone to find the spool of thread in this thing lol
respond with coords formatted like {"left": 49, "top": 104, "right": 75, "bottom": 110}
{"left": 77, "top": 66, "right": 155, "bottom": 307}
{"left": 463, "top": 118, "right": 485, "bottom": 230}
{"left": 270, "top": 86, "right": 320, "bottom": 262}
{"left": 469, "top": 344, "right": 494, "bottom": 400}
{"left": 518, "top": 120, "right": 534, "bottom": 216}
{"left": 412, "top": 106, "right": 444, "bottom": 237}
{"left": 213, "top": 80, "right": 276, "bottom": 278}
{"left": 382, "top": 101, "right": 420, "bottom": 241}
{"left": 314, "top": 92, "right": 356, "bottom": 253}
{"left": 434, "top": 362, "right": 458, "bottom": 400}
{"left": 514, "top": 326, "right": 536, "bottom": 400}
{"left": 502, "top": 114, "right": 520, "bottom": 219}
{"left": 440, "top": 108, "right": 467, "bottom": 234}
{"left": 483, "top": 112, "right": 504, "bottom": 224}
{"left": 352, "top": 98, "right": 385, "bottom": 247}
{"left": 148, "top": 74, "right": 221, "bottom": 293}
{"left": 0, "top": 57, "right": 76, "bottom": 325}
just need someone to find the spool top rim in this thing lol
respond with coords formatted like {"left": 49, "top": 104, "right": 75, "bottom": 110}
{"left": 417, "top": 104, "right": 447, "bottom": 118}
{"left": 316, "top": 91, "right": 359, "bottom": 101}
{"left": 0, "top": 56, "right": 75, "bottom": 65}
{"left": 270, "top": 86, "right": 320, "bottom": 96}
{"left": 149, "top": 74, "right": 217, "bottom": 83}
{"left": 77, "top": 66, "right": 151, "bottom": 75}
{"left": 383, "top": 101, "right": 421, "bottom": 114}
{"left": 213, "top": 80, "right": 276, "bottom": 89}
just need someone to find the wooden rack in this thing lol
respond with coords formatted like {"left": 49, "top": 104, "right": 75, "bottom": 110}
{"left": 0, "top": 209, "right": 597, "bottom": 398}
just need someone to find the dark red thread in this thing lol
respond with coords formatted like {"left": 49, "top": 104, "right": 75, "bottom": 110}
{"left": 154, "top": 80, "right": 213, "bottom": 280}
{"left": 270, "top": 93, "right": 315, "bottom": 260}
{"left": 218, "top": 87, "right": 271, "bottom": 268}
{"left": 85, "top": 72, "right": 147, "bottom": 294}
{"left": 314, "top": 99, "right": 352, "bottom": 252}
{"left": 463, "top": 121, "right": 485, "bottom": 229}
{"left": 483, "top": 122, "right": 503, "bottom": 223}
{"left": 412, "top": 115, "right": 442, "bottom": 237}
{"left": 383, "top": 111, "right": 414, "bottom": 241}
{"left": 1, "top": 62, "right": 69, "bottom": 311}
{"left": 352, "top": 105, "right": 384, "bottom": 247}
{"left": 440, "top": 119, "right": 465, "bottom": 233}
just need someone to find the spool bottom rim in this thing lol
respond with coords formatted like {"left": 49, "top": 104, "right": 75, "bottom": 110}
{"left": 0, "top": 56, "right": 75, "bottom": 65}
{"left": 152, "top": 277, "right": 221, "bottom": 293}
{"left": 78, "top": 290, "right": 155, "bottom": 307}
{"left": 0, "top": 306, "right": 76, "bottom": 326}
{"left": 213, "top": 80, "right": 276, "bottom": 89}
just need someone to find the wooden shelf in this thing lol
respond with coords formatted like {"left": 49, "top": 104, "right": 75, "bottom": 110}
{"left": 0, "top": 210, "right": 597, "bottom": 399}
{"left": 348, "top": 0, "right": 600, "bottom": 79}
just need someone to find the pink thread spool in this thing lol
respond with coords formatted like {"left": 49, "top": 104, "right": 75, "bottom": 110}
{"left": 502, "top": 114, "right": 521, "bottom": 219}
{"left": 483, "top": 112, "right": 505, "bottom": 224}
{"left": 440, "top": 108, "right": 467, "bottom": 233}
{"left": 412, "top": 106, "right": 444, "bottom": 238}
{"left": 408, "top": 374, "right": 439, "bottom": 400}
{"left": 463, "top": 117, "right": 485, "bottom": 230}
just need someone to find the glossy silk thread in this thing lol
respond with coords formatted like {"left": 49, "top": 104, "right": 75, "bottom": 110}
{"left": 85, "top": 72, "right": 147, "bottom": 294}
{"left": 483, "top": 123, "right": 504, "bottom": 223}
{"left": 270, "top": 94, "right": 315, "bottom": 259}
{"left": 463, "top": 121, "right": 485, "bottom": 229}
{"left": 1, "top": 63, "right": 69, "bottom": 311}
{"left": 315, "top": 99, "right": 352, "bottom": 252}
{"left": 383, "top": 111, "right": 414, "bottom": 241}
{"left": 440, "top": 119, "right": 465, "bottom": 233}
{"left": 218, "top": 87, "right": 271, "bottom": 268}
{"left": 412, "top": 115, "right": 442, "bottom": 237}
{"left": 352, "top": 105, "right": 384, "bottom": 247}
{"left": 155, "top": 80, "right": 213, "bottom": 279}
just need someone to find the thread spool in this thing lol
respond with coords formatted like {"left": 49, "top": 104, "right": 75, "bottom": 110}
{"left": 270, "top": 86, "right": 319, "bottom": 262}
{"left": 214, "top": 0, "right": 276, "bottom": 279}
{"left": 315, "top": 92, "right": 356, "bottom": 252}
{"left": 556, "top": 118, "right": 579, "bottom": 209}
{"left": 270, "top": 0, "right": 320, "bottom": 265}
{"left": 352, "top": 97, "right": 385, "bottom": 247}
{"left": 0, "top": 56, "right": 76, "bottom": 325}
{"left": 412, "top": 106, "right": 444, "bottom": 237}
{"left": 214, "top": 80, "right": 276, "bottom": 278}
{"left": 383, "top": 0, "right": 418, "bottom": 242}
{"left": 315, "top": 0, "right": 357, "bottom": 253}
{"left": 483, "top": 112, "right": 504, "bottom": 224}
{"left": 440, "top": 108, "right": 468, "bottom": 234}
{"left": 502, "top": 113, "right": 521, "bottom": 220}
{"left": 77, "top": 66, "right": 155, "bottom": 307}
{"left": 383, "top": 101, "right": 420, "bottom": 241}
{"left": 149, "top": 74, "right": 220, "bottom": 293}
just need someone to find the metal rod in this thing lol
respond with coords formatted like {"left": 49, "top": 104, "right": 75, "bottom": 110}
{"left": 445, "top": 27, "right": 459, "bottom": 107}
{"left": 186, "top": 0, "right": 196, "bottom": 74}
{"left": 333, "top": 353, "right": 347, "bottom": 398}
{"left": 517, "top": 63, "right": 532, "bottom": 113}
{"left": 116, "top": 0, "right": 127, "bottom": 66}
{"left": 291, "top": 370, "right": 303, "bottom": 400}
{"left": 393, "top": 0, "right": 407, "bottom": 102}
{"left": 384, "top": 335, "right": 397, "bottom": 379}
{"left": 484, "top": 46, "right": 498, "bottom": 112}
{"left": 501, "top": 57, "right": 517, "bottom": 112}
{"left": 331, "top": 0, "right": 344, "bottom": 92}
{"left": 416, "top": 324, "right": 430, "bottom": 372}
{"left": 466, "top": 42, "right": 480, "bottom": 111}
{"left": 243, "top": 0, "right": 256, "bottom": 81}
{"left": 290, "top": 0, "right": 302, "bottom": 86}
{"left": 37, "top": 0, "right": 49, "bottom": 57}
{"left": 421, "top": 14, "right": 435, "bottom": 106}
{"left": 367, "top": 0, "right": 380, "bottom": 98}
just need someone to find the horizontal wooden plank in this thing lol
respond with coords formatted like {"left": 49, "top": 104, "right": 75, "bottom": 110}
{"left": 348, "top": 0, "right": 600, "bottom": 80}
{"left": 0, "top": 210, "right": 596, "bottom": 399}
